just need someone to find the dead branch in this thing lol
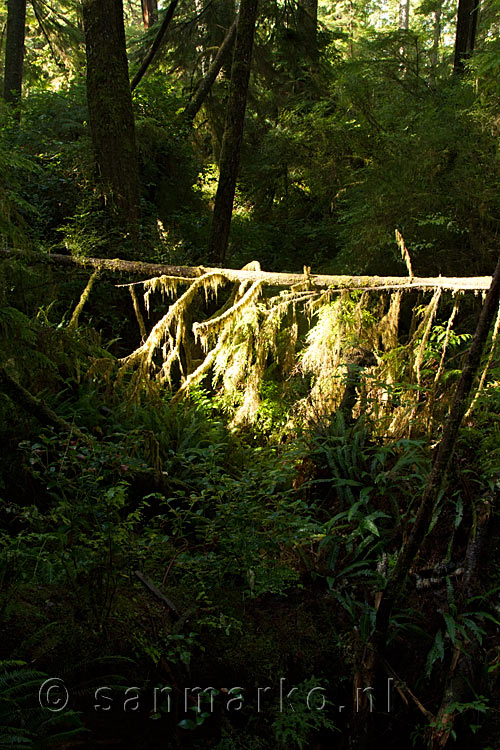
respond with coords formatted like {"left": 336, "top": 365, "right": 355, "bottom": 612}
{"left": 375, "top": 255, "right": 500, "bottom": 650}
{"left": 0, "top": 366, "right": 85, "bottom": 438}
{"left": 465, "top": 301, "right": 500, "bottom": 419}
{"left": 350, "top": 254, "right": 500, "bottom": 748}
{"left": 134, "top": 570, "right": 180, "bottom": 619}
{"left": 129, "top": 284, "right": 147, "bottom": 341}
{"left": 68, "top": 269, "right": 101, "bottom": 329}
{"left": 0, "top": 248, "right": 494, "bottom": 291}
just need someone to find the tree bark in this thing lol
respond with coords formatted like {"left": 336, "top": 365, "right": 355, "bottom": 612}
{"left": 141, "top": 0, "right": 158, "bottom": 29}
{"left": 130, "top": 0, "right": 179, "bottom": 91}
{"left": 348, "top": 255, "right": 500, "bottom": 747}
{"left": 376, "top": 256, "right": 500, "bottom": 641}
{"left": 453, "top": 0, "right": 480, "bottom": 74}
{"left": 3, "top": 0, "right": 26, "bottom": 112}
{"left": 298, "top": 0, "right": 318, "bottom": 57}
{"left": 0, "top": 247, "right": 495, "bottom": 292}
{"left": 82, "top": 0, "right": 140, "bottom": 228}
{"left": 430, "top": 2, "right": 442, "bottom": 72}
{"left": 0, "top": 366, "right": 85, "bottom": 438}
{"left": 399, "top": 0, "right": 410, "bottom": 30}
{"left": 192, "top": 0, "right": 235, "bottom": 159}
{"left": 183, "top": 18, "right": 237, "bottom": 123}
{"left": 207, "top": 0, "right": 258, "bottom": 265}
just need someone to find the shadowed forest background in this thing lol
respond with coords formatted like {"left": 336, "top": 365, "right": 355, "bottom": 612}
{"left": 1, "top": 0, "right": 500, "bottom": 748}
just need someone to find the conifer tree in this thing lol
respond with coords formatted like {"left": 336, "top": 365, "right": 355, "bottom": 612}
{"left": 453, "top": 0, "right": 480, "bottom": 73}
{"left": 208, "top": 0, "right": 259, "bottom": 264}
{"left": 3, "top": 0, "right": 27, "bottom": 113}
{"left": 82, "top": 0, "right": 140, "bottom": 229}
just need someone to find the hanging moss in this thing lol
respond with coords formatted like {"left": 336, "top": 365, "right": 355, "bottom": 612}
{"left": 104, "top": 261, "right": 484, "bottom": 436}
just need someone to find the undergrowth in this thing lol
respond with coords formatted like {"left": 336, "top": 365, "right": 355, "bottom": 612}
{"left": 1, "top": 256, "right": 500, "bottom": 749}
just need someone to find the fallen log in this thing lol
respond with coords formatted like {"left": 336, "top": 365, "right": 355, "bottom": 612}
{"left": 0, "top": 248, "right": 493, "bottom": 291}
{"left": 0, "top": 366, "right": 85, "bottom": 438}
{"left": 348, "top": 253, "right": 500, "bottom": 748}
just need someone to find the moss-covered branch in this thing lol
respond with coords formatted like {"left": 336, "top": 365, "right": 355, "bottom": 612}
{"left": 68, "top": 269, "right": 101, "bottom": 329}
{"left": 0, "top": 366, "right": 85, "bottom": 438}
{"left": 0, "top": 248, "right": 493, "bottom": 291}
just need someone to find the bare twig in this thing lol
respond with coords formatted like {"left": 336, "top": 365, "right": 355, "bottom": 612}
{"left": 134, "top": 570, "right": 180, "bottom": 619}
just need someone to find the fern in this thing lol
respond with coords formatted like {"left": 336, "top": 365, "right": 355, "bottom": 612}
{"left": 0, "top": 663, "right": 86, "bottom": 749}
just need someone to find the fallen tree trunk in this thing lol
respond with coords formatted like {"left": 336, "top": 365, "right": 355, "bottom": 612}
{"left": 349, "top": 254, "right": 500, "bottom": 748}
{"left": 375, "top": 255, "right": 500, "bottom": 645}
{"left": 0, "top": 366, "right": 85, "bottom": 438}
{"left": 0, "top": 248, "right": 494, "bottom": 291}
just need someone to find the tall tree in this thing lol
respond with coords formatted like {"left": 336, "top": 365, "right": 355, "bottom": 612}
{"left": 141, "top": 0, "right": 158, "bottom": 29}
{"left": 298, "top": 0, "right": 318, "bottom": 55}
{"left": 399, "top": 0, "right": 410, "bottom": 29}
{"left": 295, "top": 0, "right": 319, "bottom": 86}
{"left": 3, "top": 0, "right": 27, "bottom": 112}
{"left": 453, "top": 0, "right": 480, "bottom": 73}
{"left": 430, "top": 0, "right": 442, "bottom": 72}
{"left": 207, "top": 0, "right": 258, "bottom": 264}
{"left": 82, "top": 0, "right": 140, "bottom": 228}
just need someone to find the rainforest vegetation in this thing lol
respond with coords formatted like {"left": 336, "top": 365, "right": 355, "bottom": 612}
{"left": 1, "top": 0, "right": 500, "bottom": 748}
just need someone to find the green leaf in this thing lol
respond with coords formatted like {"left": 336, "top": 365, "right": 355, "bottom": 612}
{"left": 443, "top": 613, "right": 457, "bottom": 645}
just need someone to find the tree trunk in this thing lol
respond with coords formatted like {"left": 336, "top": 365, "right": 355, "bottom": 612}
{"left": 209, "top": 0, "right": 235, "bottom": 74}
{"left": 453, "top": 0, "right": 480, "bottom": 74}
{"left": 399, "top": 0, "right": 410, "bottom": 30}
{"left": 130, "top": 0, "right": 179, "bottom": 91}
{"left": 298, "top": 0, "right": 318, "bottom": 56}
{"left": 348, "top": 254, "right": 500, "bottom": 748}
{"left": 207, "top": 0, "right": 258, "bottom": 265}
{"left": 3, "top": 0, "right": 26, "bottom": 113}
{"left": 141, "top": 0, "right": 158, "bottom": 29}
{"left": 376, "top": 257, "right": 500, "bottom": 639}
{"left": 430, "top": 2, "right": 442, "bottom": 72}
{"left": 82, "top": 0, "right": 140, "bottom": 229}
{"left": 183, "top": 18, "right": 237, "bottom": 123}
{"left": 1, "top": 249, "right": 494, "bottom": 293}
{"left": 194, "top": 0, "right": 236, "bottom": 160}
